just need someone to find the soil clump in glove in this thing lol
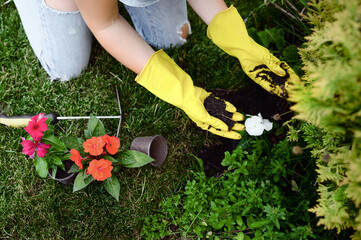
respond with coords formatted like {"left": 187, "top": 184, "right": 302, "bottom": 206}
{"left": 204, "top": 94, "right": 235, "bottom": 130}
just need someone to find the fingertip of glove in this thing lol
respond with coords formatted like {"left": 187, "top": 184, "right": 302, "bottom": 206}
{"left": 275, "top": 68, "right": 286, "bottom": 77}
{"left": 227, "top": 132, "right": 242, "bottom": 140}
{"left": 210, "top": 116, "right": 229, "bottom": 131}
{"left": 232, "top": 123, "right": 245, "bottom": 131}
{"left": 232, "top": 112, "right": 245, "bottom": 121}
{"left": 225, "top": 101, "right": 237, "bottom": 112}
{"left": 269, "top": 61, "right": 286, "bottom": 77}
{"left": 208, "top": 127, "right": 242, "bottom": 140}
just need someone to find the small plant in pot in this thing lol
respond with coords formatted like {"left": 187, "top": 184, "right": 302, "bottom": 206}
{"left": 21, "top": 113, "right": 154, "bottom": 201}
{"left": 21, "top": 113, "right": 72, "bottom": 183}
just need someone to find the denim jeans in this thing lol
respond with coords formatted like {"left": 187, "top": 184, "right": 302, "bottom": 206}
{"left": 13, "top": 0, "right": 190, "bottom": 81}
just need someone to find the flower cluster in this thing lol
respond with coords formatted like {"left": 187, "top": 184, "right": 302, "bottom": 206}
{"left": 69, "top": 135, "right": 120, "bottom": 181}
{"left": 20, "top": 114, "right": 154, "bottom": 201}
{"left": 21, "top": 113, "right": 51, "bottom": 159}
{"left": 20, "top": 113, "right": 68, "bottom": 179}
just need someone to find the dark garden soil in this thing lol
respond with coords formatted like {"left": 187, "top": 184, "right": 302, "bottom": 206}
{"left": 52, "top": 160, "right": 74, "bottom": 179}
{"left": 199, "top": 80, "right": 293, "bottom": 177}
{"left": 204, "top": 94, "right": 235, "bottom": 130}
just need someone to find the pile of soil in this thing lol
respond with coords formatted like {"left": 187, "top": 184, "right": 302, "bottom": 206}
{"left": 199, "top": 81, "right": 292, "bottom": 176}
{"left": 204, "top": 94, "right": 235, "bottom": 130}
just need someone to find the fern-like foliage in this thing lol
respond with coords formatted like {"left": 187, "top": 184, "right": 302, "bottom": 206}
{"left": 288, "top": 0, "right": 361, "bottom": 238}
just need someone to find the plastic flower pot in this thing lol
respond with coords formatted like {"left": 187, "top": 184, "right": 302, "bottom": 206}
{"left": 48, "top": 160, "right": 78, "bottom": 186}
{"left": 130, "top": 135, "right": 168, "bottom": 167}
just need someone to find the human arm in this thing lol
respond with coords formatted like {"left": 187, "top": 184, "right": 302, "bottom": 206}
{"left": 187, "top": 0, "right": 228, "bottom": 24}
{"left": 74, "top": 0, "right": 154, "bottom": 74}
{"left": 188, "top": 1, "right": 300, "bottom": 97}
{"left": 74, "top": 0, "right": 244, "bottom": 139}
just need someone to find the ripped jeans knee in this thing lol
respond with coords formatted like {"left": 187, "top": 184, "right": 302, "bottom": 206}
{"left": 14, "top": 0, "right": 92, "bottom": 81}
{"left": 124, "top": 0, "right": 191, "bottom": 49}
{"left": 177, "top": 21, "right": 191, "bottom": 43}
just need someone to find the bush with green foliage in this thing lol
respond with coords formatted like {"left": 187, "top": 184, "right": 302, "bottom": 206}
{"left": 141, "top": 133, "right": 318, "bottom": 239}
{"left": 288, "top": 0, "right": 361, "bottom": 238}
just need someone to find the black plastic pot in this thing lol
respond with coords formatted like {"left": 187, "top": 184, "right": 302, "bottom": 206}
{"left": 48, "top": 160, "right": 78, "bottom": 186}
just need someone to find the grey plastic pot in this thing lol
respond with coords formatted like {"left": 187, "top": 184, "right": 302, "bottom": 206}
{"left": 130, "top": 135, "right": 168, "bottom": 167}
{"left": 48, "top": 160, "right": 78, "bottom": 186}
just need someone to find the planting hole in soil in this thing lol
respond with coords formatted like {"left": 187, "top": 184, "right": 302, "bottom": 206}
{"left": 199, "top": 81, "right": 292, "bottom": 177}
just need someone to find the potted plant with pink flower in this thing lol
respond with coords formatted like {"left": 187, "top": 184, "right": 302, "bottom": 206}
{"left": 21, "top": 113, "right": 154, "bottom": 201}
{"left": 21, "top": 113, "right": 69, "bottom": 180}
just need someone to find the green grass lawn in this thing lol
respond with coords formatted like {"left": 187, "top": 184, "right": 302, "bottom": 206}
{"left": 0, "top": 0, "right": 286, "bottom": 238}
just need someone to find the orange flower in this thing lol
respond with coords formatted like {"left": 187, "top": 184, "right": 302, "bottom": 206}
{"left": 88, "top": 159, "right": 113, "bottom": 181}
{"left": 69, "top": 149, "right": 83, "bottom": 170}
{"left": 83, "top": 137, "right": 105, "bottom": 156}
{"left": 102, "top": 134, "right": 120, "bottom": 155}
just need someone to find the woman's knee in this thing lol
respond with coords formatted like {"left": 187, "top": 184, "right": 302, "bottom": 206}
{"left": 39, "top": 54, "right": 90, "bottom": 81}
{"left": 124, "top": 0, "right": 191, "bottom": 49}
{"left": 38, "top": 0, "right": 92, "bottom": 81}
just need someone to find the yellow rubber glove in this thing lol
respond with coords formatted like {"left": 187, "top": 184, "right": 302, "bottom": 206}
{"left": 207, "top": 5, "right": 300, "bottom": 97}
{"left": 135, "top": 50, "right": 244, "bottom": 139}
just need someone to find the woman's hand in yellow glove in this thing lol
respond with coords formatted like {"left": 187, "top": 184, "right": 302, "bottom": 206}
{"left": 238, "top": 38, "right": 301, "bottom": 97}
{"left": 185, "top": 88, "right": 244, "bottom": 139}
{"left": 136, "top": 50, "right": 245, "bottom": 140}
{"left": 207, "top": 5, "right": 301, "bottom": 97}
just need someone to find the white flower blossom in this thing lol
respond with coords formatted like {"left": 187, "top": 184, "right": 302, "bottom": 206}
{"left": 245, "top": 113, "right": 273, "bottom": 136}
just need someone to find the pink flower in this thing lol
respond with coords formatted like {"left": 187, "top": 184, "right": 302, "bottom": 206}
{"left": 21, "top": 137, "right": 51, "bottom": 159}
{"left": 24, "top": 113, "right": 49, "bottom": 142}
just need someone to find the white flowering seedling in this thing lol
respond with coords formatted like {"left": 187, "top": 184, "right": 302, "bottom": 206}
{"left": 245, "top": 113, "right": 273, "bottom": 136}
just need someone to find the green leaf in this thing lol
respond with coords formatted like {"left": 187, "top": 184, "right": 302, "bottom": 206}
{"left": 249, "top": 220, "right": 269, "bottom": 229}
{"left": 49, "top": 165, "right": 57, "bottom": 179}
{"left": 45, "top": 118, "right": 54, "bottom": 132}
{"left": 61, "top": 136, "right": 85, "bottom": 151}
{"left": 42, "top": 135, "right": 67, "bottom": 152}
{"left": 34, "top": 156, "right": 48, "bottom": 178}
{"left": 273, "top": 29, "right": 285, "bottom": 51}
{"left": 274, "top": 219, "right": 280, "bottom": 229}
{"left": 77, "top": 138, "right": 85, "bottom": 147}
{"left": 61, "top": 136, "right": 78, "bottom": 150}
{"left": 63, "top": 153, "right": 71, "bottom": 160}
{"left": 236, "top": 215, "right": 244, "bottom": 227}
{"left": 212, "top": 220, "right": 225, "bottom": 230}
{"left": 257, "top": 31, "right": 272, "bottom": 48}
{"left": 48, "top": 155, "right": 63, "bottom": 167}
{"left": 73, "top": 170, "right": 93, "bottom": 192}
{"left": 116, "top": 152, "right": 136, "bottom": 165}
{"left": 236, "top": 232, "right": 245, "bottom": 240}
{"left": 104, "top": 155, "right": 118, "bottom": 163}
{"left": 244, "top": 235, "right": 251, "bottom": 240}
{"left": 87, "top": 116, "right": 105, "bottom": 137}
{"left": 84, "top": 129, "right": 92, "bottom": 139}
{"left": 68, "top": 163, "right": 81, "bottom": 173}
{"left": 104, "top": 175, "right": 120, "bottom": 201}
{"left": 283, "top": 45, "right": 300, "bottom": 62}
{"left": 118, "top": 150, "right": 153, "bottom": 168}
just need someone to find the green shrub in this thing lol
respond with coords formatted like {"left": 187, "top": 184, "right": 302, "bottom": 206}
{"left": 141, "top": 133, "right": 317, "bottom": 239}
{"left": 289, "top": 0, "right": 361, "bottom": 238}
